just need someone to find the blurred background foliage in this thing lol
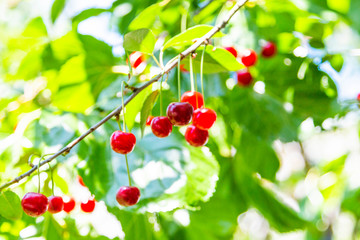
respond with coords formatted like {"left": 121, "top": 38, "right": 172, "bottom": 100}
{"left": 0, "top": 0, "right": 360, "bottom": 239}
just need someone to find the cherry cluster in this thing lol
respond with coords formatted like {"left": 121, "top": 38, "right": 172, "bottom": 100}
{"left": 21, "top": 176, "right": 95, "bottom": 217}
{"left": 148, "top": 91, "right": 216, "bottom": 147}
{"left": 225, "top": 41, "right": 277, "bottom": 87}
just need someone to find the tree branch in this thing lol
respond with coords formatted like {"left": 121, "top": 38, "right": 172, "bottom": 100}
{"left": 0, "top": 0, "right": 248, "bottom": 192}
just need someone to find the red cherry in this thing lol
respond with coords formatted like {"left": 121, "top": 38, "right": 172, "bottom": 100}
{"left": 129, "top": 52, "right": 145, "bottom": 68}
{"left": 224, "top": 46, "right": 238, "bottom": 58}
{"left": 193, "top": 108, "right": 217, "bottom": 130}
{"left": 116, "top": 186, "right": 140, "bottom": 207}
{"left": 261, "top": 42, "right": 277, "bottom": 58}
{"left": 77, "top": 175, "right": 86, "bottom": 187}
{"left": 166, "top": 102, "right": 194, "bottom": 126}
{"left": 48, "top": 196, "right": 64, "bottom": 214}
{"left": 237, "top": 70, "right": 253, "bottom": 86}
{"left": 180, "top": 64, "right": 189, "bottom": 72}
{"left": 240, "top": 49, "right": 257, "bottom": 67}
{"left": 63, "top": 197, "right": 76, "bottom": 213}
{"left": 180, "top": 91, "right": 204, "bottom": 110}
{"left": 151, "top": 116, "right": 172, "bottom": 138}
{"left": 110, "top": 131, "right": 136, "bottom": 154}
{"left": 146, "top": 116, "right": 154, "bottom": 126}
{"left": 80, "top": 198, "right": 96, "bottom": 213}
{"left": 21, "top": 192, "right": 49, "bottom": 217}
{"left": 357, "top": 93, "right": 360, "bottom": 101}
{"left": 185, "top": 125, "right": 209, "bottom": 147}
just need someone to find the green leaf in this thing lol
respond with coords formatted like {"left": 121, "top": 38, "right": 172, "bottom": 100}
{"left": 140, "top": 90, "right": 159, "bottom": 137}
{"left": 0, "top": 191, "right": 22, "bottom": 220}
{"left": 51, "top": 0, "right": 66, "bottom": 23}
{"left": 125, "top": 85, "right": 153, "bottom": 131}
{"left": 234, "top": 169, "right": 309, "bottom": 232}
{"left": 180, "top": 45, "right": 243, "bottom": 74}
{"left": 235, "top": 130, "right": 280, "bottom": 181}
{"left": 163, "top": 25, "right": 224, "bottom": 50}
{"left": 43, "top": 214, "right": 64, "bottom": 240}
{"left": 72, "top": 8, "right": 109, "bottom": 24}
{"left": 128, "top": 3, "right": 162, "bottom": 31}
{"left": 123, "top": 28, "right": 155, "bottom": 54}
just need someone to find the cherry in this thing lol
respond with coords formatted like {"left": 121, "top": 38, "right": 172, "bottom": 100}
{"left": 180, "top": 64, "right": 189, "bottom": 72}
{"left": 224, "top": 46, "right": 238, "bottom": 58}
{"left": 261, "top": 42, "right": 277, "bottom": 58}
{"left": 77, "top": 175, "right": 86, "bottom": 187}
{"left": 63, "top": 197, "right": 76, "bottom": 213}
{"left": 357, "top": 93, "right": 360, "bottom": 101}
{"left": 80, "top": 198, "right": 96, "bottom": 213}
{"left": 193, "top": 108, "right": 217, "bottom": 130}
{"left": 185, "top": 125, "right": 209, "bottom": 147}
{"left": 240, "top": 49, "right": 257, "bottom": 67}
{"left": 180, "top": 91, "right": 204, "bottom": 110}
{"left": 146, "top": 116, "right": 154, "bottom": 126}
{"left": 166, "top": 102, "right": 194, "bottom": 126}
{"left": 48, "top": 196, "right": 64, "bottom": 214}
{"left": 237, "top": 70, "right": 253, "bottom": 86}
{"left": 129, "top": 51, "right": 145, "bottom": 68}
{"left": 110, "top": 131, "right": 136, "bottom": 154}
{"left": 116, "top": 186, "right": 140, "bottom": 207}
{"left": 151, "top": 116, "right": 172, "bottom": 138}
{"left": 21, "top": 192, "right": 48, "bottom": 217}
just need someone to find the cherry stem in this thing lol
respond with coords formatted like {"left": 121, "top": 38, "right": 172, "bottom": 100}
{"left": 125, "top": 154, "right": 131, "bottom": 186}
{"left": 47, "top": 163, "right": 54, "bottom": 196}
{"left": 194, "top": 73, "right": 198, "bottom": 109}
{"left": 151, "top": 54, "right": 162, "bottom": 69}
{"left": 177, "top": 55, "right": 181, "bottom": 102}
{"left": 160, "top": 75, "right": 164, "bottom": 116}
{"left": 200, "top": 45, "right": 206, "bottom": 108}
{"left": 121, "top": 81, "right": 126, "bottom": 132}
{"left": 189, "top": 55, "right": 195, "bottom": 92}
{"left": 126, "top": 52, "right": 133, "bottom": 78}
{"left": 116, "top": 114, "right": 122, "bottom": 131}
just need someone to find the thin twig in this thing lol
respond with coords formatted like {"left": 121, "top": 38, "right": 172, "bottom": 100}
{"left": 0, "top": 0, "right": 248, "bottom": 192}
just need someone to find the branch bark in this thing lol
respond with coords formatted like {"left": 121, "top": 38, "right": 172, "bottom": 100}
{"left": 0, "top": 0, "right": 248, "bottom": 192}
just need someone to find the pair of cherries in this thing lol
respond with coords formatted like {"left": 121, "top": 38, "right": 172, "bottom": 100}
{"left": 225, "top": 41, "right": 277, "bottom": 86}
{"left": 110, "top": 131, "right": 141, "bottom": 207}
{"left": 148, "top": 91, "right": 217, "bottom": 147}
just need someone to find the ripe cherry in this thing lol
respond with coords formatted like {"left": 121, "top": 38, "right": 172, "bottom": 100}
{"left": 151, "top": 116, "right": 172, "bottom": 138}
{"left": 48, "top": 196, "right": 64, "bottom": 214}
{"left": 146, "top": 116, "right": 154, "bottom": 126}
{"left": 237, "top": 70, "right": 253, "bottom": 86}
{"left": 185, "top": 125, "right": 209, "bottom": 147}
{"left": 80, "top": 198, "right": 96, "bottom": 213}
{"left": 240, "top": 49, "right": 257, "bottom": 67}
{"left": 63, "top": 197, "right": 76, "bottom": 213}
{"left": 261, "top": 42, "right": 277, "bottom": 58}
{"left": 21, "top": 192, "right": 49, "bottom": 217}
{"left": 180, "top": 91, "right": 204, "bottom": 110}
{"left": 193, "top": 108, "right": 217, "bottom": 130}
{"left": 110, "top": 131, "right": 136, "bottom": 154}
{"left": 129, "top": 51, "right": 145, "bottom": 68}
{"left": 224, "top": 46, "right": 238, "bottom": 58}
{"left": 166, "top": 102, "right": 194, "bottom": 126}
{"left": 357, "top": 93, "right": 360, "bottom": 101}
{"left": 77, "top": 175, "right": 86, "bottom": 187}
{"left": 116, "top": 186, "right": 140, "bottom": 207}
{"left": 180, "top": 64, "right": 189, "bottom": 72}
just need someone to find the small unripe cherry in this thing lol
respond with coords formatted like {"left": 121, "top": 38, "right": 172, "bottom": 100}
{"left": 193, "top": 108, "right": 217, "bottom": 130}
{"left": 180, "top": 91, "right": 204, "bottom": 110}
{"left": 48, "top": 196, "right": 64, "bottom": 214}
{"left": 146, "top": 116, "right": 154, "bottom": 126}
{"left": 80, "top": 198, "right": 96, "bottom": 213}
{"left": 151, "top": 116, "right": 172, "bottom": 138}
{"left": 110, "top": 131, "right": 136, "bottom": 154}
{"left": 237, "top": 70, "right": 253, "bottom": 86}
{"left": 224, "top": 46, "right": 238, "bottom": 58}
{"left": 261, "top": 42, "right": 277, "bottom": 58}
{"left": 166, "top": 102, "right": 194, "bottom": 126}
{"left": 63, "top": 197, "right": 76, "bottom": 213}
{"left": 185, "top": 125, "right": 209, "bottom": 147}
{"left": 240, "top": 49, "right": 257, "bottom": 67}
{"left": 21, "top": 192, "right": 49, "bottom": 217}
{"left": 116, "top": 186, "right": 140, "bottom": 207}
